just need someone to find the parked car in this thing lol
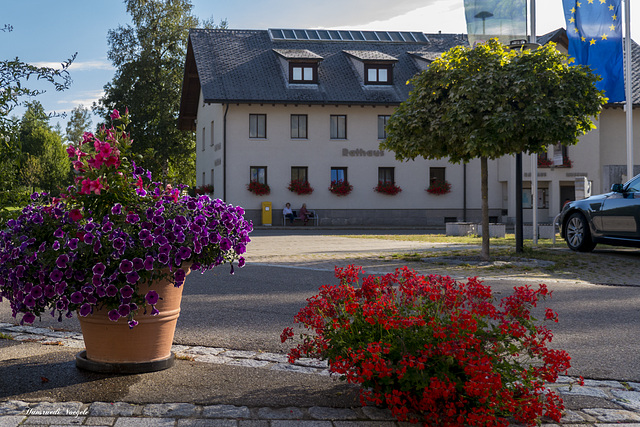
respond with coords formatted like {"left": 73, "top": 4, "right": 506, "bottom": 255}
{"left": 559, "top": 173, "right": 640, "bottom": 252}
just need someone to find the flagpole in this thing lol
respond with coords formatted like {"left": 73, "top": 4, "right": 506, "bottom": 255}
{"left": 530, "top": 0, "right": 538, "bottom": 244}
{"left": 625, "top": 0, "right": 634, "bottom": 181}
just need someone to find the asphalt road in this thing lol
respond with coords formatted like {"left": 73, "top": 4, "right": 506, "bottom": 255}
{"left": 2, "top": 228, "right": 640, "bottom": 382}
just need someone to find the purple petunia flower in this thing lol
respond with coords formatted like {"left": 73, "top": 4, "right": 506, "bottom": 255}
{"left": 30, "top": 285, "right": 43, "bottom": 299}
{"left": 54, "top": 228, "right": 64, "bottom": 238}
{"left": 238, "top": 257, "right": 246, "bottom": 268}
{"left": 126, "top": 271, "right": 139, "bottom": 284}
{"left": 126, "top": 213, "right": 140, "bottom": 224}
{"left": 118, "top": 304, "right": 130, "bottom": 317}
{"left": 128, "top": 319, "right": 138, "bottom": 329}
{"left": 44, "top": 285, "right": 55, "bottom": 299}
{"left": 52, "top": 241, "right": 61, "bottom": 251}
{"left": 111, "top": 203, "right": 122, "bottom": 215}
{"left": 132, "top": 257, "right": 144, "bottom": 270}
{"left": 143, "top": 256, "right": 154, "bottom": 271}
{"left": 174, "top": 269, "right": 186, "bottom": 286}
{"left": 113, "top": 237, "right": 125, "bottom": 251}
{"left": 49, "top": 269, "right": 64, "bottom": 283}
{"left": 92, "top": 262, "right": 106, "bottom": 276}
{"left": 102, "top": 221, "right": 113, "bottom": 233}
{"left": 78, "top": 303, "right": 92, "bottom": 317}
{"left": 119, "top": 259, "right": 133, "bottom": 274}
{"left": 145, "top": 290, "right": 159, "bottom": 305}
{"left": 220, "top": 238, "right": 232, "bottom": 251}
{"left": 150, "top": 306, "right": 159, "bottom": 316}
{"left": 158, "top": 253, "right": 169, "bottom": 265}
{"left": 22, "top": 313, "right": 36, "bottom": 324}
{"left": 108, "top": 309, "right": 120, "bottom": 322}
{"left": 139, "top": 229, "right": 151, "bottom": 240}
{"left": 120, "top": 285, "right": 134, "bottom": 298}
{"left": 178, "top": 246, "right": 192, "bottom": 260}
{"left": 56, "top": 254, "right": 69, "bottom": 269}
{"left": 55, "top": 281, "right": 67, "bottom": 296}
{"left": 23, "top": 295, "right": 36, "bottom": 308}
{"left": 68, "top": 238, "right": 79, "bottom": 250}
{"left": 70, "top": 291, "right": 84, "bottom": 304}
{"left": 83, "top": 233, "right": 94, "bottom": 245}
{"left": 105, "top": 285, "right": 118, "bottom": 297}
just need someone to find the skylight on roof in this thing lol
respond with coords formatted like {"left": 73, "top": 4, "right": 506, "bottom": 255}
{"left": 269, "top": 29, "right": 429, "bottom": 43}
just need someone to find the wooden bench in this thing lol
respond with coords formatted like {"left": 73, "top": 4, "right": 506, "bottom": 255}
{"left": 283, "top": 209, "right": 319, "bottom": 226}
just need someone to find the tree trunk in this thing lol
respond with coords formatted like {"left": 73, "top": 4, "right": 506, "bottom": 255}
{"left": 481, "top": 156, "right": 490, "bottom": 261}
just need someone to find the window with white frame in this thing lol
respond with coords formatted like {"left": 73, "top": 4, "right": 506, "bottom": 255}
{"left": 378, "top": 115, "right": 390, "bottom": 140}
{"left": 330, "top": 115, "right": 347, "bottom": 139}
{"left": 249, "top": 114, "right": 267, "bottom": 139}
{"left": 291, "top": 115, "right": 308, "bottom": 139}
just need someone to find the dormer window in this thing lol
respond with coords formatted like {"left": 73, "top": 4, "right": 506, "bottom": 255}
{"left": 365, "top": 64, "right": 392, "bottom": 85}
{"left": 273, "top": 49, "right": 323, "bottom": 85}
{"left": 290, "top": 62, "right": 318, "bottom": 83}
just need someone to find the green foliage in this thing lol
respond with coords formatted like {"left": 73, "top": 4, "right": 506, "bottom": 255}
{"left": 18, "top": 102, "right": 72, "bottom": 195}
{"left": 382, "top": 39, "right": 606, "bottom": 163}
{"left": 65, "top": 105, "right": 92, "bottom": 144}
{"left": 95, "top": 0, "right": 224, "bottom": 187}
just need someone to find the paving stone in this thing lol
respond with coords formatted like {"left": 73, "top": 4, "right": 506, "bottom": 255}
{"left": 113, "top": 417, "right": 176, "bottom": 427}
{"left": 28, "top": 401, "right": 84, "bottom": 416}
{"left": 0, "top": 400, "right": 30, "bottom": 415}
{"left": 256, "top": 407, "right": 304, "bottom": 419}
{"left": 227, "top": 358, "right": 271, "bottom": 368}
{"left": 142, "top": 403, "right": 199, "bottom": 417}
{"left": 179, "top": 420, "right": 238, "bottom": 427}
{"left": 270, "top": 421, "right": 332, "bottom": 427}
{"left": 0, "top": 416, "right": 26, "bottom": 427}
{"left": 361, "top": 406, "right": 395, "bottom": 421}
{"left": 222, "top": 350, "right": 258, "bottom": 359}
{"left": 83, "top": 416, "right": 116, "bottom": 425}
{"left": 308, "top": 406, "right": 358, "bottom": 420}
{"left": 171, "top": 344, "right": 192, "bottom": 353}
{"left": 627, "top": 382, "right": 640, "bottom": 392}
{"left": 611, "top": 389, "right": 640, "bottom": 411}
{"left": 182, "top": 346, "right": 225, "bottom": 355}
{"left": 582, "top": 379, "right": 625, "bottom": 389}
{"left": 560, "top": 409, "right": 588, "bottom": 423}
{"left": 202, "top": 404, "right": 251, "bottom": 419}
{"left": 90, "top": 402, "right": 139, "bottom": 417}
{"left": 334, "top": 422, "right": 397, "bottom": 427}
{"left": 294, "top": 358, "right": 328, "bottom": 368}
{"left": 583, "top": 408, "right": 640, "bottom": 423}
{"left": 22, "top": 415, "right": 85, "bottom": 424}
{"left": 557, "top": 385, "right": 609, "bottom": 398}
{"left": 255, "top": 352, "right": 289, "bottom": 363}
{"left": 193, "top": 354, "right": 233, "bottom": 364}
{"left": 238, "top": 421, "right": 269, "bottom": 427}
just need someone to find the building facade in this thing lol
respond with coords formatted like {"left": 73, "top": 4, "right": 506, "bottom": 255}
{"left": 179, "top": 28, "right": 640, "bottom": 227}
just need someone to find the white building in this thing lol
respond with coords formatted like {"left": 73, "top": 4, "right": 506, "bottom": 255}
{"left": 178, "top": 28, "right": 640, "bottom": 227}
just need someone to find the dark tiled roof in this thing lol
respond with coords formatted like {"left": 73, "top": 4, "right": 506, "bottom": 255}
{"left": 272, "top": 49, "right": 323, "bottom": 60}
{"left": 187, "top": 29, "right": 467, "bottom": 106}
{"left": 343, "top": 50, "right": 398, "bottom": 62}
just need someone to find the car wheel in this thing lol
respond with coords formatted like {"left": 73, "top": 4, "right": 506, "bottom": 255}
{"left": 565, "top": 212, "right": 596, "bottom": 252}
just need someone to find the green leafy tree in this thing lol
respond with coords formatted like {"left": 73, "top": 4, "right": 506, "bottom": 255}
{"left": 66, "top": 105, "right": 92, "bottom": 144}
{"left": 0, "top": 24, "right": 75, "bottom": 211}
{"left": 18, "top": 102, "right": 71, "bottom": 195}
{"left": 95, "top": 0, "right": 226, "bottom": 186}
{"left": 382, "top": 39, "right": 606, "bottom": 260}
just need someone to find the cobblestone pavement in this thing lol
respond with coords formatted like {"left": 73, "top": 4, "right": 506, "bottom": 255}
{"left": 2, "top": 230, "right": 640, "bottom": 426}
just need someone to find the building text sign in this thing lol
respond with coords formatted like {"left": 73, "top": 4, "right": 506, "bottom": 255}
{"left": 342, "top": 148, "right": 385, "bottom": 157}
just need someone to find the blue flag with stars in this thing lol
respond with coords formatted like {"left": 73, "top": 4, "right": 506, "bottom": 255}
{"left": 563, "top": 0, "right": 625, "bottom": 102}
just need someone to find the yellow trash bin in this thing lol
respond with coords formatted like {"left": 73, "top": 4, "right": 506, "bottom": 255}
{"left": 261, "top": 201, "right": 272, "bottom": 226}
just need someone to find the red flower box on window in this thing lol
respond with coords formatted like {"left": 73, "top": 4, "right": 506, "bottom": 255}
{"left": 374, "top": 181, "right": 402, "bottom": 195}
{"left": 247, "top": 181, "right": 270, "bottom": 196}
{"left": 538, "top": 157, "right": 572, "bottom": 168}
{"left": 329, "top": 179, "right": 353, "bottom": 196}
{"left": 426, "top": 179, "right": 451, "bottom": 195}
{"left": 194, "top": 184, "right": 213, "bottom": 195}
{"left": 287, "top": 179, "right": 314, "bottom": 195}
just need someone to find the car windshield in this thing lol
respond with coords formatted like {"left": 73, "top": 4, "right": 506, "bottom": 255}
{"left": 625, "top": 175, "right": 640, "bottom": 192}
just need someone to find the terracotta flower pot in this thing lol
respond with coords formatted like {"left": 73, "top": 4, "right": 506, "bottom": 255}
{"left": 76, "top": 267, "right": 190, "bottom": 374}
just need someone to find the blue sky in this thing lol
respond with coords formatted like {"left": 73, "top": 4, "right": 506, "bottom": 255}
{"left": 2, "top": 0, "right": 637, "bottom": 135}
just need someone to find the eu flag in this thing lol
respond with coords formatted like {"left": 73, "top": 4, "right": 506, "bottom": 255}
{"left": 563, "top": 0, "right": 625, "bottom": 102}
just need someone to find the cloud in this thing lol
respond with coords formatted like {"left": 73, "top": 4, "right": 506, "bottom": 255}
{"left": 56, "top": 91, "right": 105, "bottom": 108}
{"left": 31, "top": 60, "right": 113, "bottom": 72}
{"left": 246, "top": 0, "right": 440, "bottom": 29}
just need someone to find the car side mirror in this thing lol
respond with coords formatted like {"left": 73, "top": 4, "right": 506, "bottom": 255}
{"left": 611, "top": 183, "right": 624, "bottom": 193}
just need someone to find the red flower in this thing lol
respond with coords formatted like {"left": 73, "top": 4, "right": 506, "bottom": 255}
{"left": 69, "top": 209, "right": 83, "bottom": 222}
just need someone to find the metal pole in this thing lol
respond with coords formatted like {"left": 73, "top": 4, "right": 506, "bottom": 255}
{"left": 530, "top": 0, "right": 538, "bottom": 244}
{"left": 516, "top": 154, "right": 523, "bottom": 252}
{"left": 625, "top": 0, "right": 634, "bottom": 180}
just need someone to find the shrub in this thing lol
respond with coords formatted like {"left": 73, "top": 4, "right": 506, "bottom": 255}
{"left": 282, "top": 265, "right": 572, "bottom": 426}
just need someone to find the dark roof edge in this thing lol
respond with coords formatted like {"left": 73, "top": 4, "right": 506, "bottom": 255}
{"left": 202, "top": 99, "right": 402, "bottom": 106}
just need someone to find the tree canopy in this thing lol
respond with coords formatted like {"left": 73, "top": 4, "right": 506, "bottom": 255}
{"left": 95, "top": 0, "right": 226, "bottom": 186}
{"left": 383, "top": 39, "right": 605, "bottom": 162}
{"left": 382, "top": 39, "right": 606, "bottom": 259}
